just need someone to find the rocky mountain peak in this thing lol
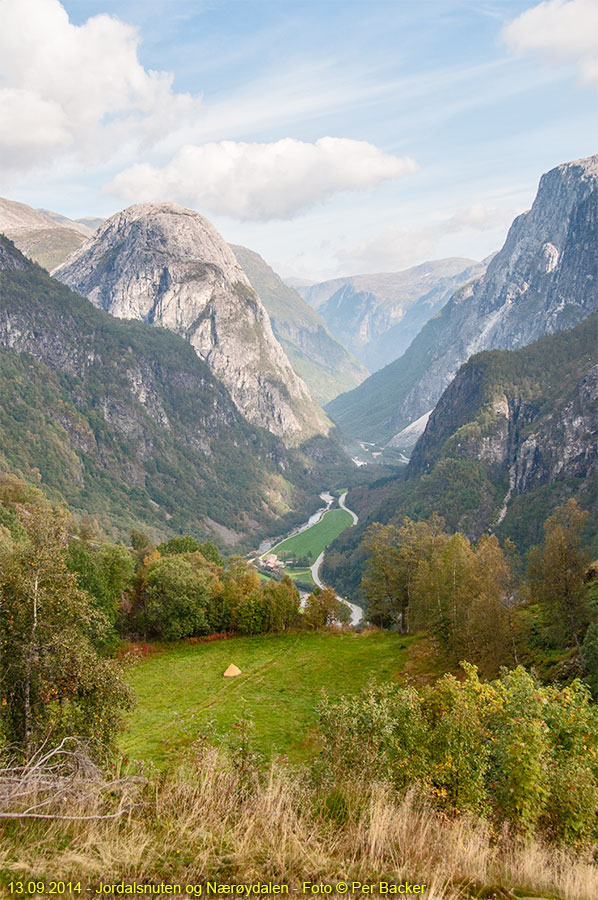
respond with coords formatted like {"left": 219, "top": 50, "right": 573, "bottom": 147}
{"left": 94, "top": 202, "right": 249, "bottom": 289}
{"left": 53, "top": 203, "right": 328, "bottom": 443}
{"left": 327, "top": 153, "right": 598, "bottom": 445}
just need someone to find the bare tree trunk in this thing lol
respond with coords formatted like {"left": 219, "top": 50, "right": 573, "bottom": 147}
{"left": 507, "top": 603, "right": 519, "bottom": 666}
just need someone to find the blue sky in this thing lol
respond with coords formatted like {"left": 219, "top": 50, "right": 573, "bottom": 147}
{"left": 1, "top": 0, "right": 596, "bottom": 278}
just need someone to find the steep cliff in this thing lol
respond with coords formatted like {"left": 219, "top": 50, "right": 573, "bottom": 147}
{"left": 408, "top": 315, "right": 597, "bottom": 540}
{"left": 53, "top": 203, "right": 328, "bottom": 444}
{"left": 0, "top": 236, "right": 331, "bottom": 545}
{"left": 328, "top": 155, "right": 598, "bottom": 444}
{"left": 299, "top": 258, "right": 487, "bottom": 371}
{"left": 321, "top": 315, "right": 598, "bottom": 601}
{"left": 231, "top": 244, "right": 368, "bottom": 404}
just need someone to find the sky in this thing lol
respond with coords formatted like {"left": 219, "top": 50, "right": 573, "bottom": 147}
{"left": 0, "top": 0, "right": 596, "bottom": 279}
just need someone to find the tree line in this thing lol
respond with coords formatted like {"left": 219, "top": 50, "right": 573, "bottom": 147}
{"left": 0, "top": 476, "right": 348, "bottom": 757}
{"left": 361, "top": 499, "right": 598, "bottom": 687}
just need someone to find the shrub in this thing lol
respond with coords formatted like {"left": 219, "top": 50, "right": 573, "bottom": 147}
{"left": 143, "top": 553, "right": 222, "bottom": 640}
{"left": 316, "top": 663, "right": 598, "bottom": 843}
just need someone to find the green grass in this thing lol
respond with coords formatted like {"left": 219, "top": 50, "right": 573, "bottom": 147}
{"left": 121, "top": 630, "right": 414, "bottom": 766}
{"left": 258, "top": 569, "right": 314, "bottom": 588}
{"left": 285, "top": 567, "right": 315, "bottom": 587}
{"left": 273, "top": 507, "right": 353, "bottom": 561}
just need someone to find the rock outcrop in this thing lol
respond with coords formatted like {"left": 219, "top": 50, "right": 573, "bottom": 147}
{"left": 54, "top": 203, "right": 328, "bottom": 444}
{"left": 327, "top": 155, "right": 598, "bottom": 444}
{"left": 231, "top": 244, "right": 368, "bottom": 405}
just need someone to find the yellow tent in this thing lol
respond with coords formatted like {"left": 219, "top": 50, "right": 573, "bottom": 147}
{"left": 223, "top": 663, "right": 242, "bottom": 677}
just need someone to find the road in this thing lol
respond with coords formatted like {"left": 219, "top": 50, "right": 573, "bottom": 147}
{"left": 310, "top": 492, "right": 362, "bottom": 625}
{"left": 338, "top": 490, "right": 358, "bottom": 524}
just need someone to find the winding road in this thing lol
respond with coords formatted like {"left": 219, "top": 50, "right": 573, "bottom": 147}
{"left": 309, "top": 491, "right": 362, "bottom": 626}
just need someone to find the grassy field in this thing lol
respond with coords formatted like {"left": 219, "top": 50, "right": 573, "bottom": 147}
{"left": 273, "top": 507, "right": 353, "bottom": 560}
{"left": 285, "top": 567, "right": 315, "bottom": 587}
{"left": 122, "top": 630, "right": 414, "bottom": 766}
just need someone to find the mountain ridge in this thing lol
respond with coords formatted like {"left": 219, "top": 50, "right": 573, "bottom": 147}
{"left": 53, "top": 202, "right": 329, "bottom": 444}
{"left": 0, "top": 197, "right": 93, "bottom": 270}
{"left": 231, "top": 244, "right": 368, "bottom": 405}
{"left": 327, "top": 154, "right": 598, "bottom": 445}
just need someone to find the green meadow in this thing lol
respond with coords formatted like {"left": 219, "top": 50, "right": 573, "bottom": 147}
{"left": 272, "top": 507, "right": 354, "bottom": 561}
{"left": 285, "top": 567, "right": 315, "bottom": 586}
{"left": 121, "top": 630, "right": 414, "bottom": 766}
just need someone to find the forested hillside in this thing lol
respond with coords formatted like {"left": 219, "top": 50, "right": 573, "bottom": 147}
{"left": 322, "top": 314, "right": 598, "bottom": 601}
{"left": 0, "top": 236, "right": 348, "bottom": 545}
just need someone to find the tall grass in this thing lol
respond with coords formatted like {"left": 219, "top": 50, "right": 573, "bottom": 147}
{"left": 2, "top": 745, "right": 597, "bottom": 899}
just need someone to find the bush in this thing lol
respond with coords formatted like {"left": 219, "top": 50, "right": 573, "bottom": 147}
{"left": 317, "top": 663, "right": 598, "bottom": 843}
{"left": 143, "top": 553, "right": 222, "bottom": 640}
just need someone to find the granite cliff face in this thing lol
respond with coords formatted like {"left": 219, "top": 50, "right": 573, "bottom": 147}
{"left": 328, "top": 155, "right": 598, "bottom": 445}
{"left": 54, "top": 203, "right": 328, "bottom": 444}
{"left": 231, "top": 244, "right": 368, "bottom": 405}
{"left": 298, "top": 258, "right": 487, "bottom": 371}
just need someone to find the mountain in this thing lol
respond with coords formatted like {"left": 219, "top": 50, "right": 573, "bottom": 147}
{"left": 298, "top": 258, "right": 487, "bottom": 371}
{"left": 327, "top": 155, "right": 598, "bottom": 446}
{"left": 53, "top": 203, "right": 329, "bottom": 444}
{"left": 322, "top": 314, "right": 598, "bottom": 601}
{"left": 37, "top": 209, "right": 97, "bottom": 236}
{"left": 0, "top": 236, "right": 341, "bottom": 546}
{"left": 230, "top": 245, "right": 368, "bottom": 405}
{"left": 75, "top": 217, "right": 105, "bottom": 232}
{"left": 0, "top": 198, "right": 91, "bottom": 271}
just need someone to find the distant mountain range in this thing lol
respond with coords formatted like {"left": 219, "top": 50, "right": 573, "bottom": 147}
{"left": 296, "top": 257, "right": 488, "bottom": 371}
{"left": 327, "top": 154, "right": 598, "bottom": 449}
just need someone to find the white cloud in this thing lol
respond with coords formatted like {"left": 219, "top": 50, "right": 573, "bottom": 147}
{"left": 338, "top": 204, "right": 515, "bottom": 272}
{"left": 503, "top": 0, "right": 598, "bottom": 87}
{"left": 104, "top": 138, "right": 417, "bottom": 220}
{"left": 0, "top": 0, "right": 199, "bottom": 172}
{"left": 0, "top": 0, "right": 417, "bottom": 219}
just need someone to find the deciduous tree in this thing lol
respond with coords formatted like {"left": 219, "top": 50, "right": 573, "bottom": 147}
{"left": 0, "top": 505, "right": 131, "bottom": 757}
